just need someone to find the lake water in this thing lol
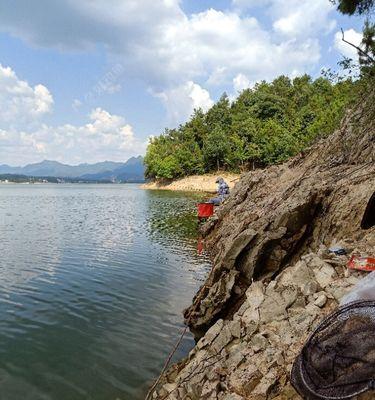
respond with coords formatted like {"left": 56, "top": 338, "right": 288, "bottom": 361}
{"left": 0, "top": 184, "right": 210, "bottom": 400}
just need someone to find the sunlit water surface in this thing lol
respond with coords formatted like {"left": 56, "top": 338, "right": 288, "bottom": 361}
{"left": 0, "top": 184, "right": 210, "bottom": 400}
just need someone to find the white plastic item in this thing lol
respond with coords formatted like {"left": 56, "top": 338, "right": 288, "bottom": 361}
{"left": 341, "top": 271, "right": 375, "bottom": 305}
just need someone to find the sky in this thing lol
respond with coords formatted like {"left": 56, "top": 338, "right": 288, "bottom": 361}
{"left": 0, "top": 0, "right": 366, "bottom": 166}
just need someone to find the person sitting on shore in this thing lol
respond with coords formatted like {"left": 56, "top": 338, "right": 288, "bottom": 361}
{"left": 209, "top": 177, "right": 230, "bottom": 205}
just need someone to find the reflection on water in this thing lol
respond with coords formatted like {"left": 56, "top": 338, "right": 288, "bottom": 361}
{"left": 0, "top": 184, "right": 210, "bottom": 400}
{"left": 146, "top": 190, "right": 205, "bottom": 242}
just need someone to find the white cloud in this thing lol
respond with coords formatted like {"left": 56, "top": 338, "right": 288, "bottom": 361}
{"left": 0, "top": 64, "right": 53, "bottom": 128}
{"left": 156, "top": 8, "right": 322, "bottom": 89}
{"left": 233, "top": 73, "right": 251, "bottom": 93}
{"left": 271, "top": 0, "right": 336, "bottom": 37}
{"left": 0, "top": 0, "right": 182, "bottom": 52}
{"left": 0, "top": 64, "right": 145, "bottom": 165}
{"left": 334, "top": 29, "right": 363, "bottom": 59}
{"left": 154, "top": 81, "right": 214, "bottom": 125}
{"left": 233, "top": 0, "right": 336, "bottom": 39}
{"left": 0, "top": 1, "right": 328, "bottom": 91}
{"left": 1, "top": 108, "right": 146, "bottom": 165}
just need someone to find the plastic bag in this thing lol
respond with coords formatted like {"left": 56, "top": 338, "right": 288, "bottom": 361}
{"left": 341, "top": 271, "right": 375, "bottom": 305}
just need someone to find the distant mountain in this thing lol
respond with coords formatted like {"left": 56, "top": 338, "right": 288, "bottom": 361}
{"left": 80, "top": 156, "right": 145, "bottom": 182}
{"left": 0, "top": 157, "right": 145, "bottom": 182}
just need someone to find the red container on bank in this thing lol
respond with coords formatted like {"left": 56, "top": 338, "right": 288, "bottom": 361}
{"left": 347, "top": 255, "right": 375, "bottom": 271}
{"left": 197, "top": 202, "right": 214, "bottom": 218}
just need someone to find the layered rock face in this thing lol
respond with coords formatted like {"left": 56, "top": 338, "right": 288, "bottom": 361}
{"left": 185, "top": 89, "right": 375, "bottom": 334}
{"left": 154, "top": 87, "right": 375, "bottom": 399}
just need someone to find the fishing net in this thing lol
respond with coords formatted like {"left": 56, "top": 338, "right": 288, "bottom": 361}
{"left": 291, "top": 300, "right": 375, "bottom": 399}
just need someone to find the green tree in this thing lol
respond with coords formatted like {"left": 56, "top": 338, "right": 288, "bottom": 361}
{"left": 175, "top": 141, "right": 204, "bottom": 176}
{"left": 182, "top": 108, "right": 209, "bottom": 148}
{"left": 226, "top": 134, "right": 248, "bottom": 171}
{"left": 156, "top": 155, "right": 182, "bottom": 179}
{"left": 360, "top": 21, "right": 375, "bottom": 73}
{"left": 256, "top": 120, "right": 299, "bottom": 164}
{"left": 144, "top": 74, "right": 356, "bottom": 179}
{"left": 332, "top": 0, "right": 374, "bottom": 76}
{"left": 205, "top": 93, "right": 232, "bottom": 131}
{"left": 331, "top": 0, "right": 374, "bottom": 15}
{"left": 203, "top": 126, "right": 231, "bottom": 171}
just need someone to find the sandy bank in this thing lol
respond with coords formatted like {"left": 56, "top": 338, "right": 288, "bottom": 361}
{"left": 141, "top": 173, "right": 240, "bottom": 193}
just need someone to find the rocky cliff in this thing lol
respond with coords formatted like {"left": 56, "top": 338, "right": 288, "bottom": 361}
{"left": 153, "top": 86, "right": 375, "bottom": 400}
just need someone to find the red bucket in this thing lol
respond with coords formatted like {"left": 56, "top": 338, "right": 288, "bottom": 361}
{"left": 197, "top": 202, "right": 214, "bottom": 218}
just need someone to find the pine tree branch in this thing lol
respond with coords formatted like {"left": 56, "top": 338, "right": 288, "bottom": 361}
{"left": 341, "top": 28, "right": 375, "bottom": 63}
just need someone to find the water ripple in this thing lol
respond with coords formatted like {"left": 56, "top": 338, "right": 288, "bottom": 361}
{"left": 0, "top": 184, "right": 210, "bottom": 400}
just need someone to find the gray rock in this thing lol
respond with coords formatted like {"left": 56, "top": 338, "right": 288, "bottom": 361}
{"left": 197, "top": 319, "right": 224, "bottom": 349}
{"left": 228, "top": 363, "right": 263, "bottom": 397}
{"left": 212, "top": 325, "right": 233, "bottom": 354}
{"left": 250, "top": 334, "right": 268, "bottom": 353}
{"left": 314, "top": 293, "right": 328, "bottom": 307}
{"left": 302, "top": 281, "right": 318, "bottom": 296}
{"left": 228, "top": 319, "right": 242, "bottom": 339}
{"left": 221, "top": 394, "right": 245, "bottom": 400}
{"left": 311, "top": 259, "right": 337, "bottom": 288}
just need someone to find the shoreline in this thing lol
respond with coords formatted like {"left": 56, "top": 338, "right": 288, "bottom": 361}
{"left": 141, "top": 173, "right": 241, "bottom": 193}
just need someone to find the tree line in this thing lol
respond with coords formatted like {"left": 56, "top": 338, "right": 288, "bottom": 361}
{"left": 144, "top": 76, "right": 356, "bottom": 180}
{"left": 144, "top": 0, "right": 374, "bottom": 181}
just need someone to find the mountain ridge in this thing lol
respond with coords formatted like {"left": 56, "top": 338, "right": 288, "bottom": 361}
{"left": 0, "top": 156, "right": 145, "bottom": 182}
